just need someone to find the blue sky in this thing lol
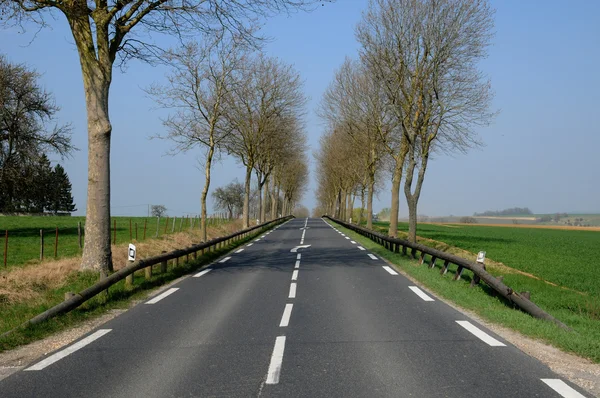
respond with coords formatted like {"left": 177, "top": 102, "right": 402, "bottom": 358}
{"left": 1, "top": 0, "right": 599, "bottom": 217}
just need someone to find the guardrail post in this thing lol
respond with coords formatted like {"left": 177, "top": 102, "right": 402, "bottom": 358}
{"left": 470, "top": 262, "right": 486, "bottom": 287}
{"left": 193, "top": 250, "right": 197, "bottom": 260}
{"left": 161, "top": 251, "right": 167, "bottom": 273}
{"left": 430, "top": 256, "right": 437, "bottom": 269}
{"left": 402, "top": 245, "right": 407, "bottom": 256}
{"left": 126, "top": 272, "right": 133, "bottom": 286}
{"left": 145, "top": 262, "right": 152, "bottom": 280}
{"left": 410, "top": 247, "right": 417, "bottom": 259}
{"left": 453, "top": 265, "right": 464, "bottom": 281}
{"left": 186, "top": 253, "right": 189, "bottom": 263}
{"left": 419, "top": 251, "right": 426, "bottom": 265}
{"left": 440, "top": 260, "right": 450, "bottom": 275}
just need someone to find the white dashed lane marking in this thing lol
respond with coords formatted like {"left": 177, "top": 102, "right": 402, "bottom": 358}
{"left": 25, "top": 329, "right": 112, "bottom": 371}
{"left": 382, "top": 266, "right": 398, "bottom": 275}
{"left": 409, "top": 286, "right": 434, "bottom": 301}
{"left": 193, "top": 269, "right": 212, "bottom": 278}
{"left": 541, "top": 379, "right": 586, "bottom": 398}
{"left": 146, "top": 288, "right": 179, "bottom": 304}
{"left": 368, "top": 254, "right": 378, "bottom": 260}
{"left": 456, "top": 321, "right": 506, "bottom": 347}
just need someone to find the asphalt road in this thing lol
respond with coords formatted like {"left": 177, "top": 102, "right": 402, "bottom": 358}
{"left": 0, "top": 217, "right": 590, "bottom": 397}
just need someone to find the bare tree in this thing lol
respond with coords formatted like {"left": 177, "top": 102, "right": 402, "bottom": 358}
{"left": 212, "top": 180, "right": 244, "bottom": 220}
{"left": 150, "top": 204, "right": 167, "bottom": 217}
{"left": 1, "top": 0, "right": 326, "bottom": 273}
{"left": 147, "top": 34, "right": 247, "bottom": 242}
{"left": 0, "top": 55, "right": 74, "bottom": 211}
{"left": 224, "top": 54, "right": 306, "bottom": 228}
{"left": 356, "top": 0, "right": 495, "bottom": 241}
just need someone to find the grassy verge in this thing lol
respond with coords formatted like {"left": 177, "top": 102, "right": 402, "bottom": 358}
{"left": 0, "top": 215, "right": 227, "bottom": 269}
{"left": 331, "top": 221, "right": 600, "bottom": 364}
{"left": 0, "top": 223, "right": 270, "bottom": 352}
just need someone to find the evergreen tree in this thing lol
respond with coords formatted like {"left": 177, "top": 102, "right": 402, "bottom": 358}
{"left": 50, "top": 164, "right": 76, "bottom": 214}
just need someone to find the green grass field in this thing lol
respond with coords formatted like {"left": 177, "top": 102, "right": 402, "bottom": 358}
{"left": 0, "top": 215, "right": 222, "bottom": 269}
{"left": 360, "top": 221, "right": 600, "bottom": 362}
{"left": 372, "top": 221, "right": 599, "bottom": 296}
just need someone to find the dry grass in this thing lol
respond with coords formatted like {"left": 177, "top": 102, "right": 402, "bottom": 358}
{"left": 0, "top": 220, "right": 243, "bottom": 305}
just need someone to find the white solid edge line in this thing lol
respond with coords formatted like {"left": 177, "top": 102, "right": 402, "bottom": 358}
{"left": 26, "top": 329, "right": 112, "bottom": 371}
{"left": 266, "top": 336, "right": 286, "bottom": 384}
{"left": 295, "top": 260, "right": 300, "bottom": 269}
{"left": 235, "top": 249, "right": 244, "bottom": 253}
{"left": 219, "top": 256, "right": 231, "bottom": 263}
{"left": 146, "top": 287, "right": 180, "bottom": 304}
{"left": 279, "top": 303, "right": 293, "bottom": 327}
{"left": 291, "top": 270, "right": 298, "bottom": 281}
{"left": 541, "top": 379, "right": 586, "bottom": 398}
{"left": 368, "top": 254, "right": 378, "bottom": 260}
{"left": 456, "top": 321, "right": 506, "bottom": 347}
{"left": 289, "top": 283, "right": 297, "bottom": 298}
{"left": 409, "top": 286, "right": 434, "bottom": 301}
{"left": 358, "top": 246, "right": 366, "bottom": 251}
{"left": 296, "top": 254, "right": 301, "bottom": 260}
{"left": 382, "top": 265, "right": 398, "bottom": 275}
{"left": 193, "top": 269, "right": 212, "bottom": 278}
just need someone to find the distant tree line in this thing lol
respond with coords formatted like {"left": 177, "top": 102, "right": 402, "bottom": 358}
{"left": 0, "top": 56, "right": 76, "bottom": 214}
{"left": 474, "top": 207, "right": 533, "bottom": 217}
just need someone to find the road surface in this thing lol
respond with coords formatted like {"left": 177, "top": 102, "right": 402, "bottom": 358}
{"left": 0, "top": 218, "right": 589, "bottom": 397}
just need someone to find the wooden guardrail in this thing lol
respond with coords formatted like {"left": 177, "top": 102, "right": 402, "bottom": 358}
{"left": 1, "top": 216, "right": 293, "bottom": 339}
{"left": 324, "top": 216, "right": 569, "bottom": 330}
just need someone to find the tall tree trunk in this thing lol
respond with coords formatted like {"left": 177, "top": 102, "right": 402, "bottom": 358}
{"left": 256, "top": 172, "right": 263, "bottom": 225}
{"left": 75, "top": 22, "right": 114, "bottom": 273}
{"left": 349, "top": 193, "right": 355, "bottom": 222}
{"left": 200, "top": 144, "right": 214, "bottom": 242}
{"left": 262, "top": 176, "right": 269, "bottom": 221}
{"left": 367, "top": 176, "right": 375, "bottom": 229}
{"left": 270, "top": 180, "right": 277, "bottom": 220}
{"left": 388, "top": 144, "right": 409, "bottom": 238}
{"left": 242, "top": 164, "right": 252, "bottom": 228}
{"left": 358, "top": 187, "right": 365, "bottom": 226}
{"left": 388, "top": 162, "right": 402, "bottom": 238}
{"left": 404, "top": 148, "right": 430, "bottom": 243}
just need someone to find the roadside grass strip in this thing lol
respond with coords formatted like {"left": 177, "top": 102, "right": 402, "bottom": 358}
{"left": 266, "top": 336, "right": 287, "bottom": 384}
{"left": 145, "top": 288, "right": 179, "bottom": 304}
{"left": 456, "top": 321, "right": 506, "bottom": 347}
{"left": 25, "top": 329, "right": 112, "bottom": 371}
{"left": 409, "top": 286, "right": 434, "bottom": 301}
{"left": 382, "top": 266, "right": 398, "bottom": 276}
{"left": 279, "top": 304, "right": 293, "bottom": 327}
{"left": 193, "top": 269, "right": 212, "bottom": 278}
{"left": 541, "top": 379, "right": 586, "bottom": 398}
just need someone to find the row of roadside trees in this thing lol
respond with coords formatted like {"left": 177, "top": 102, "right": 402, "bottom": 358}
{"left": 315, "top": 0, "right": 496, "bottom": 242}
{"left": 147, "top": 36, "right": 309, "bottom": 243}
{"left": 1, "top": 0, "right": 321, "bottom": 274}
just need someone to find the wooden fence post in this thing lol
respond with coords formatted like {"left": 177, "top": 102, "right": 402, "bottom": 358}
{"left": 179, "top": 217, "right": 184, "bottom": 232}
{"left": 172, "top": 217, "right": 176, "bottom": 233}
{"left": 145, "top": 263, "right": 152, "bottom": 280}
{"left": 40, "top": 229, "right": 44, "bottom": 260}
{"left": 441, "top": 260, "right": 450, "bottom": 275}
{"left": 143, "top": 219, "right": 147, "bottom": 240}
{"left": 454, "top": 266, "right": 464, "bottom": 281}
{"left": 155, "top": 217, "right": 160, "bottom": 237}
{"left": 160, "top": 251, "right": 167, "bottom": 273}
{"left": 54, "top": 227, "right": 59, "bottom": 258}
{"left": 78, "top": 222, "right": 82, "bottom": 249}
{"left": 164, "top": 216, "right": 169, "bottom": 234}
{"left": 135, "top": 222, "right": 138, "bottom": 241}
{"left": 113, "top": 219, "right": 116, "bottom": 245}
{"left": 3, "top": 230, "right": 7, "bottom": 267}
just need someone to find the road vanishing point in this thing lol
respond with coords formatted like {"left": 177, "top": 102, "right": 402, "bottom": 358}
{"left": 0, "top": 218, "right": 589, "bottom": 397}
